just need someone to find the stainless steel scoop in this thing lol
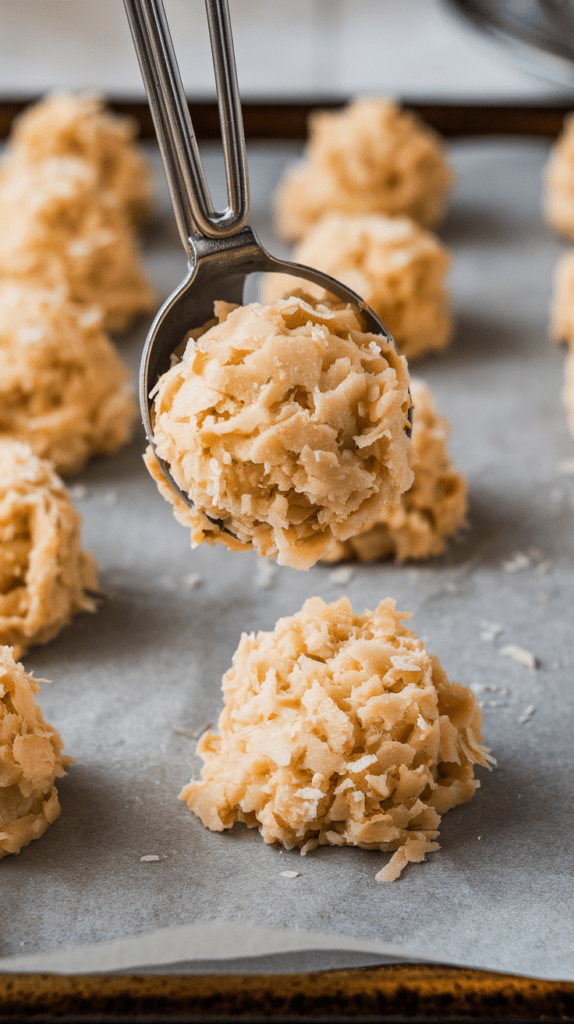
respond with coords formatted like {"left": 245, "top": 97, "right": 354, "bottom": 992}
{"left": 124, "top": 0, "right": 406, "bottom": 518}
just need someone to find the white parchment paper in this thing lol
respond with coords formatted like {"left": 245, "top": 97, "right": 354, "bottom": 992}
{"left": 1, "top": 139, "right": 573, "bottom": 981}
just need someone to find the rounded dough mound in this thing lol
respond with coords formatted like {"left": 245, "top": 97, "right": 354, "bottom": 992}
{"left": 0, "top": 156, "right": 154, "bottom": 332}
{"left": 322, "top": 380, "right": 467, "bottom": 563}
{"left": 0, "top": 281, "right": 137, "bottom": 475}
{"left": 0, "top": 646, "right": 72, "bottom": 859}
{"left": 181, "top": 596, "right": 492, "bottom": 882}
{"left": 544, "top": 113, "right": 574, "bottom": 239}
{"left": 4, "top": 92, "right": 154, "bottom": 224}
{"left": 550, "top": 249, "right": 574, "bottom": 347}
{"left": 0, "top": 441, "right": 98, "bottom": 659}
{"left": 564, "top": 349, "right": 574, "bottom": 435}
{"left": 263, "top": 214, "right": 452, "bottom": 361}
{"left": 147, "top": 296, "right": 413, "bottom": 570}
{"left": 276, "top": 98, "right": 454, "bottom": 242}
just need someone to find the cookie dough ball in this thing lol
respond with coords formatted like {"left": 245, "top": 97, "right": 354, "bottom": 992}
{"left": 263, "top": 214, "right": 452, "bottom": 361}
{"left": 322, "top": 380, "right": 467, "bottom": 563}
{"left": 181, "top": 596, "right": 492, "bottom": 882}
{"left": 0, "top": 281, "right": 137, "bottom": 475}
{"left": 0, "top": 647, "right": 72, "bottom": 859}
{"left": 276, "top": 98, "right": 454, "bottom": 242}
{"left": 146, "top": 296, "right": 413, "bottom": 570}
{"left": 0, "top": 441, "right": 98, "bottom": 659}
{"left": 4, "top": 92, "right": 154, "bottom": 224}
{"left": 0, "top": 156, "right": 154, "bottom": 332}
{"left": 550, "top": 249, "right": 574, "bottom": 347}
{"left": 544, "top": 113, "right": 574, "bottom": 239}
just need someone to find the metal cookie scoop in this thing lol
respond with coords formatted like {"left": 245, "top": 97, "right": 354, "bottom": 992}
{"left": 124, "top": 0, "right": 406, "bottom": 517}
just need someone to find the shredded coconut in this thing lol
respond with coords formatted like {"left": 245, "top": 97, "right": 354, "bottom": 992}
{"left": 518, "top": 705, "right": 536, "bottom": 725}
{"left": 139, "top": 854, "right": 160, "bottom": 862}
{"left": 146, "top": 297, "right": 413, "bottom": 571}
{"left": 500, "top": 645, "right": 539, "bottom": 670}
{"left": 0, "top": 441, "right": 98, "bottom": 659}
{"left": 0, "top": 282, "right": 136, "bottom": 475}
{"left": 502, "top": 552, "right": 531, "bottom": 573}
{"left": 255, "top": 560, "right": 277, "bottom": 590}
{"left": 275, "top": 98, "right": 453, "bottom": 241}
{"left": 328, "top": 566, "right": 355, "bottom": 586}
{"left": 0, "top": 647, "right": 72, "bottom": 859}
{"left": 279, "top": 870, "right": 300, "bottom": 878}
{"left": 181, "top": 596, "right": 493, "bottom": 883}
{"left": 321, "top": 380, "right": 467, "bottom": 563}
{"left": 544, "top": 114, "right": 574, "bottom": 241}
{"left": 480, "top": 621, "right": 503, "bottom": 642}
{"left": 263, "top": 214, "right": 452, "bottom": 361}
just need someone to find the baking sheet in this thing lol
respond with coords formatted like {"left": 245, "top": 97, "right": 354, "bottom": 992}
{"left": 1, "top": 138, "right": 573, "bottom": 982}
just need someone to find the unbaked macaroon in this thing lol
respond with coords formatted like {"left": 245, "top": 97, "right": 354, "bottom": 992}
{"left": 0, "top": 155, "right": 154, "bottom": 332}
{"left": 0, "top": 647, "right": 72, "bottom": 859}
{"left": 2, "top": 91, "right": 154, "bottom": 224}
{"left": 0, "top": 281, "right": 137, "bottom": 475}
{"left": 322, "top": 379, "right": 467, "bottom": 563}
{"left": 145, "top": 296, "right": 413, "bottom": 570}
{"left": 263, "top": 213, "right": 452, "bottom": 361}
{"left": 544, "top": 113, "right": 574, "bottom": 239}
{"left": 181, "top": 596, "right": 493, "bottom": 882}
{"left": 275, "top": 98, "right": 454, "bottom": 242}
{"left": 0, "top": 440, "right": 98, "bottom": 659}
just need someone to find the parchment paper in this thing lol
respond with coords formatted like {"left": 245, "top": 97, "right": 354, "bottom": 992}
{"left": 1, "top": 139, "right": 573, "bottom": 981}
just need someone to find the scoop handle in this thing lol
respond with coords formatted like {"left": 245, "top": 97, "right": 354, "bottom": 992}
{"left": 123, "top": 0, "right": 250, "bottom": 253}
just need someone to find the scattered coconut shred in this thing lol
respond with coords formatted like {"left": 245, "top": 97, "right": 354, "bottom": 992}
{"left": 181, "top": 596, "right": 494, "bottom": 882}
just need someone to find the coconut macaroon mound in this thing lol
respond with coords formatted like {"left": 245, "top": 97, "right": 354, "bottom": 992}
{"left": 263, "top": 213, "right": 453, "bottom": 361}
{"left": 275, "top": 98, "right": 454, "bottom": 242}
{"left": 564, "top": 349, "right": 574, "bottom": 435}
{"left": 0, "top": 281, "right": 137, "bottom": 475}
{"left": 146, "top": 296, "right": 413, "bottom": 570}
{"left": 322, "top": 380, "right": 467, "bottom": 563}
{"left": 181, "top": 596, "right": 492, "bottom": 883}
{"left": 550, "top": 249, "right": 574, "bottom": 347}
{"left": 0, "top": 441, "right": 98, "bottom": 660}
{"left": 0, "top": 647, "right": 72, "bottom": 859}
{"left": 3, "top": 92, "right": 154, "bottom": 224}
{"left": 544, "top": 113, "right": 574, "bottom": 239}
{"left": 0, "top": 155, "right": 155, "bottom": 332}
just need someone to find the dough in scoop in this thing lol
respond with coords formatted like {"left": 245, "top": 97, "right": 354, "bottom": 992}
{"left": 146, "top": 296, "right": 413, "bottom": 570}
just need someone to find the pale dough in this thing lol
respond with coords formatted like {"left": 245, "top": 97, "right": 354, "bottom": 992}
{"left": 0, "top": 155, "right": 154, "bottom": 333}
{"left": 544, "top": 113, "right": 574, "bottom": 240}
{"left": 146, "top": 296, "right": 413, "bottom": 570}
{"left": 263, "top": 213, "right": 452, "bottom": 361}
{"left": 0, "top": 281, "right": 137, "bottom": 475}
{"left": 181, "top": 596, "right": 493, "bottom": 883}
{"left": 0, "top": 440, "right": 98, "bottom": 659}
{"left": 550, "top": 249, "right": 574, "bottom": 347}
{"left": 322, "top": 379, "right": 467, "bottom": 563}
{"left": 564, "top": 349, "right": 574, "bottom": 435}
{"left": 3, "top": 92, "right": 154, "bottom": 224}
{"left": 275, "top": 98, "right": 454, "bottom": 242}
{"left": 0, "top": 646, "right": 72, "bottom": 859}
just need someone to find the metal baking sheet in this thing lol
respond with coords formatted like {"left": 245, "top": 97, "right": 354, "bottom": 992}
{"left": 1, "top": 137, "right": 573, "bottom": 981}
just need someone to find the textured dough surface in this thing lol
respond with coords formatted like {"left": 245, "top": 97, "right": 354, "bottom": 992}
{"left": 0, "top": 440, "right": 98, "bottom": 659}
{"left": 275, "top": 98, "right": 454, "bottom": 241}
{"left": 564, "top": 349, "right": 574, "bottom": 435}
{"left": 147, "top": 297, "right": 413, "bottom": 570}
{"left": 0, "top": 281, "right": 137, "bottom": 475}
{"left": 3, "top": 92, "right": 154, "bottom": 224}
{"left": 0, "top": 154, "right": 154, "bottom": 332}
{"left": 545, "top": 113, "right": 574, "bottom": 240}
{"left": 182, "top": 596, "right": 492, "bottom": 882}
{"left": 551, "top": 248, "right": 574, "bottom": 347}
{"left": 322, "top": 380, "right": 467, "bottom": 562}
{"left": 0, "top": 646, "right": 72, "bottom": 859}
{"left": 263, "top": 213, "right": 452, "bottom": 361}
